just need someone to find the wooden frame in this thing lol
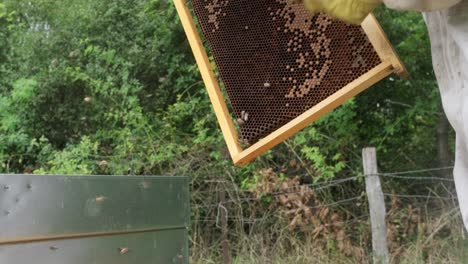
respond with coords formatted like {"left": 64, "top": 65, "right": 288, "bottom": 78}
{"left": 174, "top": 0, "right": 407, "bottom": 166}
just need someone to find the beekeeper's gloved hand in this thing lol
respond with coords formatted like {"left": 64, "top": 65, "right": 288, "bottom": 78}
{"left": 303, "top": 0, "right": 382, "bottom": 24}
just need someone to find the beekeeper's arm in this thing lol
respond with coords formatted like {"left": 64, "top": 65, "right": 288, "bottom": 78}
{"left": 303, "top": 0, "right": 462, "bottom": 24}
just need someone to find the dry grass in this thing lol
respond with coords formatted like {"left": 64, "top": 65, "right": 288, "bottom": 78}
{"left": 190, "top": 169, "right": 467, "bottom": 264}
{"left": 398, "top": 225, "right": 468, "bottom": 264}
{"left": 193, "top": 228, "right": 467, "bottom": 264}
{"left": 191, "top": 209, "right": 467, "bottom": 264}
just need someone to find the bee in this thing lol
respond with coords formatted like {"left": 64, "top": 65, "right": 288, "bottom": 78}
{"left": 98, "top": 160, "right": 108, "bottom": 168}
{"left": 236, "top": 110, "right": 250, "bottom": 127}
{"left": 243, "top": 112, "right": 249, "bottom": 122}
{"left": 139, "top": 181, "right": 151, "bottom": 189}
{"left": 69, "top": 51, "right": 78, "bottom": 58}
{"left": 95, "top": 196, "right": 107, "bottom": 203}
{"left": 51, "top": 59, "right": 58, "bottom": 67}
{"left": 119, "top": 247, "right": 130, "bottom": 255}
{"left": 237, "top": 138, "right": 251, "bottom": 147}
{"left": 236, "top": 118, "right": 245, "bottom": 127}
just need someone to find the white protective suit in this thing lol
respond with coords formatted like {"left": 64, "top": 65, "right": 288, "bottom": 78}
{"left": 383, "top": 0, "right": 468, "bottom": 230}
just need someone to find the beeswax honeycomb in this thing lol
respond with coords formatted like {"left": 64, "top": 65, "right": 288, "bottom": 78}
{"left": 190, "top": 0, "right": 381, "bottom": 145}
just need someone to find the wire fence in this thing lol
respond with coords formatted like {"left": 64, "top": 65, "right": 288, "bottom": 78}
{"left": 190, "top": 155, "right": 461, "bottom": 264}
{"left": 191, "top": 176, "right": 365, "bottom": 210}
{"left": 191, "top": 165, "right": 459, "bottom": 234}
{"left": 379, "top": 166, "right": 454, "bottom": 176}
{"left": 192, "top": 166, "right": 457, "bottom": 209}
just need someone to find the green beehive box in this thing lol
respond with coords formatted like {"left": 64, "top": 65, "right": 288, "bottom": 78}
{"left": 0, "top": 175, "right": 190, "bottom": 264}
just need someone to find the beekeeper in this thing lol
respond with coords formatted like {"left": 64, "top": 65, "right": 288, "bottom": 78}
{"left": 303, "top": 0, "right": 468, "bottom": 230}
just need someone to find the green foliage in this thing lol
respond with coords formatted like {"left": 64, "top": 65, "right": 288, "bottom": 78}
{"left": 33, "top": 136, "right": 98, "bottom": 175}
{"left": 0, "top": 1, "right": 447, "bottom": 187}
{"left": 0, "top": 3, "right": 5, "bottom": 16}
{"left": 0, "top": 0, "right": 206, "bottom": 175}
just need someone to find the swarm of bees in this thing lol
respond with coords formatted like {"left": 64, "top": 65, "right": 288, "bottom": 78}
{"left": 236, "top": 110, "right": 251, "bottom": 147}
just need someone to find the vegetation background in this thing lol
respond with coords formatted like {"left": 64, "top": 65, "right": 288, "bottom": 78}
{"left": 0, "top": 0, "right": 466, "bottom": 263}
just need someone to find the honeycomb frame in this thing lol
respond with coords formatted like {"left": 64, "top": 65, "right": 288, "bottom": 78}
{"left": 174, "top": 0, "right": 407, "bottom": 165}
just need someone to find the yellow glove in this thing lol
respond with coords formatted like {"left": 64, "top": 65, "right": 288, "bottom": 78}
{"left": 303, "top": 0, "right": 382, "bottom": 24}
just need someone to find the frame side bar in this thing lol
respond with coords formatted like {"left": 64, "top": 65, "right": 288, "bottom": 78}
{"left": 234, "top": 60, "right": 394, "bottom": 165}
{"left": 361, "top": 14, "right": 408, "bottom": 78}
{"left": 173, "top": 0, "right": 242, "bottom": 157}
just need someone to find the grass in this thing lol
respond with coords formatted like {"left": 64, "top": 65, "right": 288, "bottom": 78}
{"left": 192, "top": 220, "right": 467, "bottom": 264}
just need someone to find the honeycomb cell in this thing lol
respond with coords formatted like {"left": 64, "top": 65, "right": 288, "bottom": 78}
{"left": 191, "top": 0, "right": 381, "bottom": 145}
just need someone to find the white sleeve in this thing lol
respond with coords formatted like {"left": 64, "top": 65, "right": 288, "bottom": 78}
{"left": 383, "top": 0, "right": 462, "bottom": 11}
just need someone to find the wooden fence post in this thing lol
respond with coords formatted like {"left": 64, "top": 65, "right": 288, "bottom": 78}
{"left": 363, "top": 147, "right": 389, "bottom": 264}
{"left": 219, "top": 188, "right": 232, "bottom": 264}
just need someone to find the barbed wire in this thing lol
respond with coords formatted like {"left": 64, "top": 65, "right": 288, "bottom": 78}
{"left": 192, "top": 173, "right": 455, "bottom": 210}
{"left": 308, "top": 195, "right": 365, "bottom": 209}
{"left": 380, "top": 166, "right": 454, "bottom": 176}
{"left": 191, "top": 177, "right": 364, "bottom": 209}
{"left": 193, "top": 167, "right": 456, "bottom": 196}
{"left": 189, "top": 167, "right": 459, "bottom": 213}
{"left": 193, "top": 217, "right": 269, "bottom": 223}
{"left": 383, "top": 193, "right": 455, "bottom": 201}
{"left": 263, "top": 176, "right": 363, "bottom": 197}
{"left": 193, "top": 193, "right": 366, "bottom": 211}
{"left": 277, "top": 175, "right": 363, "bottom": 193}
{"left": 378, "top": 174, "right": 454, "bottom": 182}
{"left": 193, "top": 214, "right": 370, "bottom": 226}
{"left": 194, "top": 187, "right": 453, "bottom": 211}
{"left": 193, "top": 190, "right": 454, "bottom": 211}
{"left": 192, "top": 175, "right": 363, "bottom": 194}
